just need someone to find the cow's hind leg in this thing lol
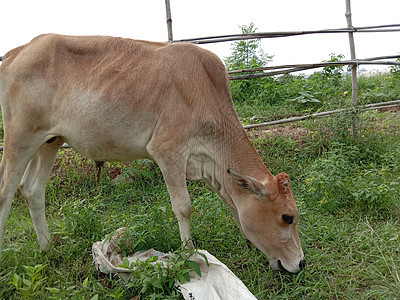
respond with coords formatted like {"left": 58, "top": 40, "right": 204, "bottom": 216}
{"left": 19, "top": 137, "right": 63, "bottom": 253}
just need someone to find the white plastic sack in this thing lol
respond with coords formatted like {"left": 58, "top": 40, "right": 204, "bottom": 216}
{"left": 92, "top": 228, "right": 257, "bottom": 300}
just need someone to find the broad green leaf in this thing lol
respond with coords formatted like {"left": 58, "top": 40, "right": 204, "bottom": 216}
{"left": 177, "top": 273, "right": 186, "bottom": 284}
{"left": 122, "top": 257, "right": 130, "bottom": 268}
{"left": 13, "top": 273, "right": 21, "bottom": 283}
{"left": 168, "top": 278, "right": 175, "bottom": 288}
{"left": 197, "top": 252, "right": 210, "bottom": 267}
{"left": 187, "top": 260, "right": 202, "bottom": 277}
{"left": 83, "top": 277, "right": 89, "bottom": 287}
{"left": 22, "top": 278, "right": 32, "bottom": 288}
{"left": 152, "top": 279, "right": 163, "bottom": 289}
{"left": 148, "top": 255, "right": 159, "bottom": 263}
{"left": 175, "top": 260, "right": 185, "bottom": 267}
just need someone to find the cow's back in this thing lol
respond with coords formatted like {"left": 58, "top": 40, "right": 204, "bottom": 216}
{"left": 0, "top": 34, "right": 238, "bottom": 162}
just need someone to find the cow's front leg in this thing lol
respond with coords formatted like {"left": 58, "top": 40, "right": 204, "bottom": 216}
{"left": 147, "top": 139, "right": 194, "bottom": 248}
{"left": 164, "top": 174, "right": 194, "bottom": 249}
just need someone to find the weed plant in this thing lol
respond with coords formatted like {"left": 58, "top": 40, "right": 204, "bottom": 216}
{"left": 118, "top": 246, "right": 208, "bottom": 298}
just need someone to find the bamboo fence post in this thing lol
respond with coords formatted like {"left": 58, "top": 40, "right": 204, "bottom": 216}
{"left": 346, "top": 0, "right": 358, "bottom": 135}
{"left": 165, "top": 0, "right": 173, "bottom": 42}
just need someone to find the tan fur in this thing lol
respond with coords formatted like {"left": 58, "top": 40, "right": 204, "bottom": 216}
{"left": 0, "top": 34, "right": 304, "bottom": 272}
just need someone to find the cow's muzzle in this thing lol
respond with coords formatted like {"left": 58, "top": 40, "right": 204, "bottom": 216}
{"left": 277, "top": 258, "right": 306, "bottom": 273}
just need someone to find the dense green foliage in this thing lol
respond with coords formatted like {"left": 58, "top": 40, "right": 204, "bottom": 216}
{"left": 229, "top": 61, "right": 400, "bottom": 119}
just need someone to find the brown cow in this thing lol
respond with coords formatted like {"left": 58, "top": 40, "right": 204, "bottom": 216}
{"left": 0, "top": 34, "right": 305, "bottom": 272}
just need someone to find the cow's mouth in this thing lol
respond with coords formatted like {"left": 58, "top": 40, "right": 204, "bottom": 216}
{"left": 277, "top": 259, "right": 306, "bottom": 273}
{"left": 277, "top": 260, "right": 289, "bottom": 273}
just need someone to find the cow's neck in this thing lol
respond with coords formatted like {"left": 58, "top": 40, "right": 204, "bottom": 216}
{"left": 188, "top": 118, "right": 273, "bottom": 207}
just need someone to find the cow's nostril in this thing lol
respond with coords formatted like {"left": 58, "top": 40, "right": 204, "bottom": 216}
{"left": 299, "top": 259, "right": 306, "bottom": 270}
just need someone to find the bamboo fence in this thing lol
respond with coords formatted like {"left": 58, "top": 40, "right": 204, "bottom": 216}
{"left": 163, "top": 1, "right": 400, "bottom": 80}
{"left": 165, "top": 0, "right": 400, "bottom": 77}
{"left": 163, "top": 0, "right": 400, "bottom": 130}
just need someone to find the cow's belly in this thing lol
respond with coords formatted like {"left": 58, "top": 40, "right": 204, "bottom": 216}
{"left": 60, "top": 123, "right": 154, "bottom": 162}
{"left": 66, "top": 138, "right": 151, "bottom": 162}
{"left": 53, "top": 89, "right": 160, "bottom": 162}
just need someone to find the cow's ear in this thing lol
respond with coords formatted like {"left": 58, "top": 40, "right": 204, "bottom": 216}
{"left": 227, "top": 168, "right": 269, "bottom": 198}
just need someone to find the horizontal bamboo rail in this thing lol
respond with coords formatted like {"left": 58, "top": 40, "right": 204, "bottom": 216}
{"left": 243, "top": 100, "right": 400, "bottom": 129}
{"left": 229, "top": 55, "right": 400, "bottom": 80}
{"left": 228, "top": 55, "right": 400, "bottom": 74}
{"left": 173, "top": 24, "right": 400, "bottom": 45}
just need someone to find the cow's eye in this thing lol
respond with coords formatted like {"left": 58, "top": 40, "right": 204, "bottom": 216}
{"left": 282, "top": 215, "right": 294, "bottom": 224}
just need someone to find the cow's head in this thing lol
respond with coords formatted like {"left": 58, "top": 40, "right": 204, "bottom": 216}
{"left": 228, "top": 169, "right": 305, "bottom": 273}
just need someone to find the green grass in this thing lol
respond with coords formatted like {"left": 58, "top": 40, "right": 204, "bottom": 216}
{"left": 1, "top": 72, "right": 400, "bottom": 298}
{"left": 1, "top": 110, "right": 400, "bottom": 299}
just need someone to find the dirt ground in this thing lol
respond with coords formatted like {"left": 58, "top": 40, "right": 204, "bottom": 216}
{"left": 247, "top": 125, "right": 311, "bottom": 140}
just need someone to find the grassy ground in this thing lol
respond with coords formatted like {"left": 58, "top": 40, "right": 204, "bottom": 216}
{"left": 0, "top": 71, "right": 400, "bottom": 299}
{"left": 0, "top": 109, "right": 399, "bottom": 299}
